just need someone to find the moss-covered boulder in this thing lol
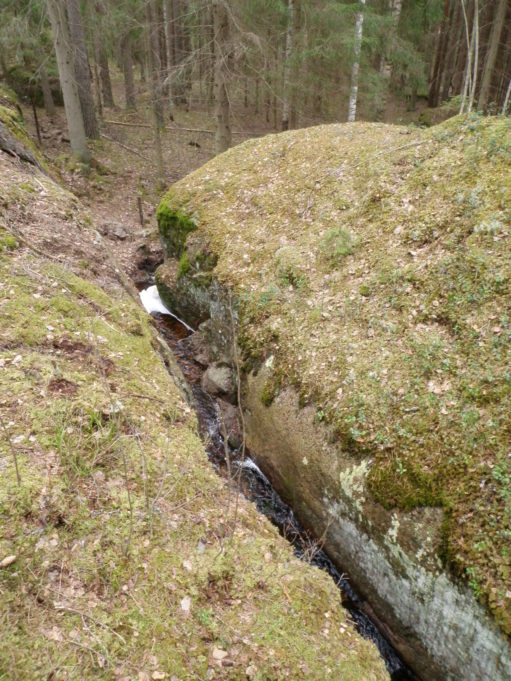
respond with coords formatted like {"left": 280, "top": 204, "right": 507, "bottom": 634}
{"left": 157, "top": 115, "right": 511, "bottom": 680}
{"left": 0, "top": 85, "right": 46, "bottom": 169}
{"left": 0, "top": 102, "right": 388, "bottom": 681}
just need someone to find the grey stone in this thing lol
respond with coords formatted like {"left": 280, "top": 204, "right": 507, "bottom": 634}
{"left": 218, "top": 399, "right": 242, "bottom": 449}
{"left": 201, "top": 363, "right": 236, "bottom": 403}
{"left": 101, "top": 222, "right": 128, "bottom": 240}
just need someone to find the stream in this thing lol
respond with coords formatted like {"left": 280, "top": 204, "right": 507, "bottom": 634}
{"left": 146, "top": 304, "right": 417, "bottom": 681}
{"left": 139, "top": 281, "right": 415, "bottom": 678}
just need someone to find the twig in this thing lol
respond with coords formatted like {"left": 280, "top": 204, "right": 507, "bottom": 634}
{"left": 228, "top": 292, "right": 247, "bottom": 541}
{"left": 99, "top": 132, "right": 150, "bottom": 162}
{"left": 54, "top": 605, "right": 127, "bottom": 645}
{"left": 137, "top": 197, "right": 144, "bottom": 227}
{"left": 63, "top": 638, "right": 102, "bottom": 664}
{"left": 103, "top": 119, "right": 267, "bottom": 136}
{"left": 121, "top": 447, "right": 134, "bottom": 557}
{"left": 127, "top": 392, "right": 166, "bottom": 404}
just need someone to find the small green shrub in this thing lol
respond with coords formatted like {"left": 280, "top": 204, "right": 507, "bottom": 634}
{"left": 320, "top": 227, "right": 358, "bottom": 265}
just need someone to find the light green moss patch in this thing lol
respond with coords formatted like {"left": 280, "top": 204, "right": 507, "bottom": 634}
{"left": 158, "top": 114, "right": 511, "bottom": 634}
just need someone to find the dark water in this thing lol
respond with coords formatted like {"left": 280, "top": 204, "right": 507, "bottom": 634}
{"left": 155, "top": 313, "right": 417, "bottom": 681}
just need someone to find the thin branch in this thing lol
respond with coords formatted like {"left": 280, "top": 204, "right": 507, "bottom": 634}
{"left": 99, "top": 132, "right": 150, "bottom": 161}
{"left": 54, "top": 605, "right": 127, "bottom": 645}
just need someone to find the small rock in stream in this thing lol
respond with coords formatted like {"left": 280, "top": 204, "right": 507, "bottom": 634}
{"left": 218, "top": 399, "right": 242, "bottom": 449}
{"left": 183, "top": 331, "right": 211, "bottom": 367}
{"left": 201, "top": 362, "right": 236, "bottom": 403}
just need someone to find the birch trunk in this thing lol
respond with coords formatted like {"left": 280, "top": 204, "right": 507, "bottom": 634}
{"left": 467, "top": 0, "right": 479, "bottom": 114}
{"left": 348, "top": 0, "right": 365, "bottom": 122}
{"left": 46, "top": 0, "right": 90, "bottom": 162}
{"left": 459, "top": 0, "right": 473, "bottom": 114}
{"left": 66, "top": 0, "right": 98, "bottom": 138}
{"left": 502, "top": 78, "right": 511, "bottom": 115}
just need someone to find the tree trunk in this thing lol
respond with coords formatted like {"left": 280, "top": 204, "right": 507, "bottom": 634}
{"left": 478, "top": 0, "right": 507, "bottom": 111}
{"left": 39, "top": 63, "right": 55, "bottom": 116}
{"left": 376, "top": 0, "right": 402, "bottom": 120}
{"left": 440, "top": 2, "right": 462, "bottom": 102}
{"left": 145, "top": 1, "right": 165, "bottom": 182}
{"left": 348, "top": 0, "right": 365, "bottom": 122}
{"left": 281, "top": 0, "right": 294, "bottom": 131}
{"left": 66, "top": 0, "right": 98, "bottom": 138}
{"left": 428, "top": 0, "right": 451, "bottom": 108}
{"left": 460, "top": 0, "right": 479, "bottom": 114}
{"left": 146, "top": 0, "right": 165, "bottom": 127}
{"left": 467, "top": 0, "right": 479, "bottom": 113}
{"left": 46, "top": 0, "right": 90, "bottom": 162}
{"left": 92, "top": 56, "right": 103, "bottom": 120}
{"left": 97, "top": 41, "right": 115, "bottom": 108}
{"left": 212, "top": 0, "right": 231, "bottom": 155}
{"left": 163, "top": 0, "right": 175, "bottom": 117}
{"left": 121, "top": 33, "right": 136, "bottom": 110}
{"left": 0, "top": 49, "right": 8, "bottom": 80}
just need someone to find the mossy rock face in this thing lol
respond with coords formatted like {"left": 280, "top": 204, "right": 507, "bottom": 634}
{"left": 157, "top": 115, "right": 511, "bottom": 678}
{"left": 156, "top": 199, "right": 198, "bottom": 259}
{"left": 0, "top": 86, "right": 47, "bottom": 170}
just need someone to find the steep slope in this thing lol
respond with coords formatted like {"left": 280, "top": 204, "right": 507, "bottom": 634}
{"left": 0, "top": 100, "right": 388, "bottom": 679}
{"left": 156, "top": 115, "right": 511, "bottom": 679}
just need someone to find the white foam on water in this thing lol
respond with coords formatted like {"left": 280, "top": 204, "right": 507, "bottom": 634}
{"left": 139, "top": 285, "right": 194, "bottom": 331}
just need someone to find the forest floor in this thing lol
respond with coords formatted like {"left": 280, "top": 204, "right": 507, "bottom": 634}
{"left": 21, "top": 87, "right": 271, "bottom": 281}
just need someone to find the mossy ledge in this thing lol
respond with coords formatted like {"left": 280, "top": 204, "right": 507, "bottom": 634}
{"left": 156, "top": 115, "right": 511, "bottom": 680}
{"left": 0, "top": 122, "right": 389, "bottom": 679}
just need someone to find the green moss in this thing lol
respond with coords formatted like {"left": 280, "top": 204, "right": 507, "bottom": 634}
{"left": 0, "top": 234, "right": 18, "bottom": 251}
{"left": 261, "top": 376, "right": 280, "bottom": 406}
{"left": 0, "top": 96, "right": 47, "bottom": 170}
{"left": 367, "top": 460, "right": 443, "bottom": 512}
{"left": 177, "top": 252, "right": 191, "bottom": 278}
{"left": 156, "top": 202, "right": 197, "bottom": 258}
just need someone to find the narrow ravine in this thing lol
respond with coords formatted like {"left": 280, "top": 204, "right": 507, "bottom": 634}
{"left": 146, "top": 300, "right": 417, "bottom": 681}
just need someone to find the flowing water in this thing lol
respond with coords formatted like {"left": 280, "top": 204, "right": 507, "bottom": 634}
{"left": 152, "top": 310, "right": 416, "bottom": 681}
